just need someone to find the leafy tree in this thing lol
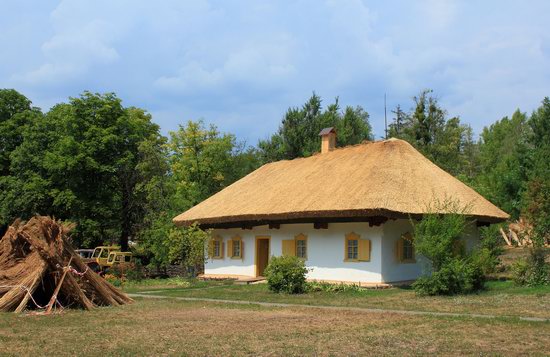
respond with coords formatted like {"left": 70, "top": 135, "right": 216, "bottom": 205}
{"left": 258, "top": 93, "right": 373, "bottom": 162}
{"left": 139, "top": 120, "right": 258, "bottom": 268}
{"left": 389, "top": 90, "right": 477, "bottom": 177}
{"left": 474, "top": 110, "right": 530, "bottom": 219}
{"left": 524, "top": 98, "right": 550, "bottom": 245}
{"left": 1, "top": 92, "right": 166, "bottom": 250}
{"left": 0, "top": 89, "right": 41, "bottom": 177}
{"left": 168, "top": 120, "right": 254, "bottom": 207}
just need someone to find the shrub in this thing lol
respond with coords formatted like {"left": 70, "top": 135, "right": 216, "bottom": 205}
{"left": 511, "top": 259, "right": 530, "bottom": 286}
{"left": 478, "top": 225, "right": 504, "bottom": 273}
{"left": 307, "top": 281, "right": 363, "bottom": 293}
{"left": 413, "top": 258, "right": 485, "bottom": 296}
{"left": 470, "top": 247, "right": 498, "bottom": 276}
{"left": 512, "top": 247, "right": 550, "bottom": 286}
{"left": 264, "top": 255, "right": 308, "bottom": 294}
{"left": 412, "top": 200, "right": 487, "bottom": 295}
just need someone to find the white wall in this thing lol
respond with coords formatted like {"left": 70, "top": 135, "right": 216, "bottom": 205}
{"left": 381, "top": 219, "right": 424, "bottom": 283}
{"left": 206, "top": 220, "right": 481, "bottom": 284}
{"left": 208, "top": 223, "right": 384, "bottom": 283}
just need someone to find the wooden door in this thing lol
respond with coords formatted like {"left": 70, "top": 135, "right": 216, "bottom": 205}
{"left": 255, "top": 237, "right": 270, "bottom": 277}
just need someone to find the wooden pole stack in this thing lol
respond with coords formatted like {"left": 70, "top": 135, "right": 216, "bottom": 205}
{"left": 0, "top": 216, "right": 133, "bottom": 313}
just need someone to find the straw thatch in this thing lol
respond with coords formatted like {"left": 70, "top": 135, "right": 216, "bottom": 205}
{"left": 173, "top": 139, "right": 509, "bottom": 227}
{"left": 0, "top": 216, "right": 132, "bottom": 313}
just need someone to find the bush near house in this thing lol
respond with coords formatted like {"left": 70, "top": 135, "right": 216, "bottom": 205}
{"left": 264, "top": 255, "right": 308, "bottom": 294}
{"left": 411, "top": 202, "right": 487, "bottom": 295}
{"left": 512, "top": 247, "right": 550, "bottom": 286}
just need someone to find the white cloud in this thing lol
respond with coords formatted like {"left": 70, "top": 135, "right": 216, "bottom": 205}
{"left": 1, "top": 0, "right": 550, "bottom": 142}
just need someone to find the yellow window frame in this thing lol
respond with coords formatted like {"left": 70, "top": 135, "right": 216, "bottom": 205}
{"left": 209, "top": 236, "right": 224, "bottom": 260}
{"left": 396, "top": 232, "right": 416, "bottom": 263}
{"left": 228, "top": 235, "right": 243, "bottom": 259}
{"left": 344, "top": 232, "right": 371, "bottom": 262}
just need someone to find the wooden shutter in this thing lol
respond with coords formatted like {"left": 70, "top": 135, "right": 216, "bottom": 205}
{"left": 282, "top": 239, "right": 296, "bottom": 256}
{"left": 240, "top": 241, "right": 244, "bottom": 259}
{"left": 221, "top": 241, "right": 225, "bottom": 258}
{"left": 227, "top": 239, "right": 233, "bottom": 258}
{"left": 208, "top": 239, "right": 214, "bottom": 259}
{"left": 396, "top": 239, "right": 404, "bottom": 262}
{"left": 358, "top": 239, "right": 371, "bottom": 261}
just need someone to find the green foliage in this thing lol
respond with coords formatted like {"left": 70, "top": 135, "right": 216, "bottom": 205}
{"left": 0, "top": 89, "right": 41, "bottom": 177}
{"left": 306, "top": 281, "right": 364, "bottom": 293}
{"left": 169, "top": 120, "right": 258, "bottom": 207}
{"left": 412, "top": 201, "right": 470, "bottom": 271}
{"left": 0, "top": 91, "right": 166, "bottom": 249}
{"left": 512, "top": 248, "right": 550, "bottom": 287}
{"left": 389, "top": 90, "right": 477, "bottom": 178}
{"left": 413, "top": 257, "right": 485, "bottom": 295}
{"left": 264, "top": 255, "right": 308, "bottom": 294}
{"left": 523, "top": 98, "right": 550, "bottom": 246}
{"left": 166, "top": 223, "right": 210, "bottom": 272}
{"left": 258, "top": 93, "right": 373, "bottom": 162}
{"left": 475, "top": 110, "right": 530, "bottom": 219}
{"left": 476, "top": 225, "right": 504, "bottom": 274}
{"left": 137, "top": 119, "right": 258, "bottom": 267}
{"left": 411, "top": 200, "right": 486, "bottom": 295}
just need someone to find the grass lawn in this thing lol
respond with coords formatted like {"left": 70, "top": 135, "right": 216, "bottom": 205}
{"left": 125, "top": 279, "right": 550, "bottom": 320}
{"left": 1, "top": 297, "right": 549, "bottom": 356}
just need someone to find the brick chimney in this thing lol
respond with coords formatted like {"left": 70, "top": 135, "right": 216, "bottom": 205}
{"left": 319, "top": 127, "right": 336, "bottom": 154}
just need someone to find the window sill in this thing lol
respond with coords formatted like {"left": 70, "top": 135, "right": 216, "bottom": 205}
{"left": 400, "top": 259, "right": 416, "bottom": 264}
{"left": 230, "top": 257, "right": 242, "bottom": 260}
{"left": 344, "top": 259, "right": 370, "bottom": 263}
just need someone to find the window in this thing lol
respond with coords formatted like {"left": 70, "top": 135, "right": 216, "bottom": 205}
{"left": 347, "top": 239, "right": 358, "bottom": 260}
{"left": 209, "top": 236, "right": 224, "bottom": 259}
{"left": 397, "top": 232, "right": 415, "bottom": 263}
{"left": 282, "top": 234, "right": 308, "bottom": 260}
{"left": 233, "top": 240, "right": 241, "bottom": 257}
{"left": 345, "top": 232, "right": 371, "bottom": 262}
{"left": 213, "top": 240, "right": 221, "bottom": 257}
{"left": 296, "top": 234, "right": 307, "bottom": 259}
{"left": 402, "top": 239, "right": 414, "bottom": 261}
{"left": 228, "top": 236, "right": 243, "bottom": 259}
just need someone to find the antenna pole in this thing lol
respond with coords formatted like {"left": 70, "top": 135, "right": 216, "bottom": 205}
{"left": 384, "top": 93, "right": 388, "bottom": 139}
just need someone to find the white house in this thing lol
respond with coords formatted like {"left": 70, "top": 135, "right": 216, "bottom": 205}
{"left": 173, "top": 129, "right": 508, "bottom": 285}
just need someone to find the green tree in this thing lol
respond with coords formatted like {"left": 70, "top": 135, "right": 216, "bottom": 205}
{"left": 0, "top": 89, "right": 42, "bottom": 177}
{"left": 1, "top": 92, "right": 166, "bottom": 250}
{"left": 168, "top": 120, "right": 251, "bottom": 207}
{"left": 389, "top": 90, "right": 476, "bottom": 177}
{"left": 524, "top": 98, "right": 550, "bottom": 245}
{"left": 474, "top": 110, "right": 530, "bottom": 219}
{"left": 258, "top": 93, "right": 373, "bottom": 162}
{"left": 139, "top": 119, "right": 258, "bottom": 268}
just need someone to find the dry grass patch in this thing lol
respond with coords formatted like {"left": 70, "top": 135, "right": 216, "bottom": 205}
{"left": 0, "top": 298, "right": 548, "bottom": 356}
{"left": 143, "top": 280, "right": 550, "bottom": 319}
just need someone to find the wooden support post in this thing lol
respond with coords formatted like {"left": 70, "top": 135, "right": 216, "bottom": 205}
{"left": 510, "top": 230, "right": 522, "bottom": 246}
{"left": 499, "top": 228, "right": 512, "bottom": 246}
{"left": 45, "top": 257, "right": 72, "bottom": 314}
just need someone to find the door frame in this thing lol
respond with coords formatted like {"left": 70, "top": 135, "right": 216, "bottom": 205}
{"left": 255, "top": 236, "right": 271, "bottom": 277}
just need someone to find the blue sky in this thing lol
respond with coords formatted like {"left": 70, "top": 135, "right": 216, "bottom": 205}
{"left": 1, "top": 0, "right": 549, "bottom": 143}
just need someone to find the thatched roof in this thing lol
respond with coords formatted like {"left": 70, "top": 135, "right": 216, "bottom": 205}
{"left": 173, "top": 139, "right": 509, "bottom": 228}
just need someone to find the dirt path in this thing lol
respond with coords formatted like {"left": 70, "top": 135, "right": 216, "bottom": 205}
{"left": 128, "top": 293, "right": 549, "bottom": 322}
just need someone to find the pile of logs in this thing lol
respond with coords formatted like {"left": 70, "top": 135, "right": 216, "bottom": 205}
{"left": 499, "top": 218, "right": 535, "bottom": 247}
{"left": 0, "top": 216, "right": 132, "bottom": 313}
